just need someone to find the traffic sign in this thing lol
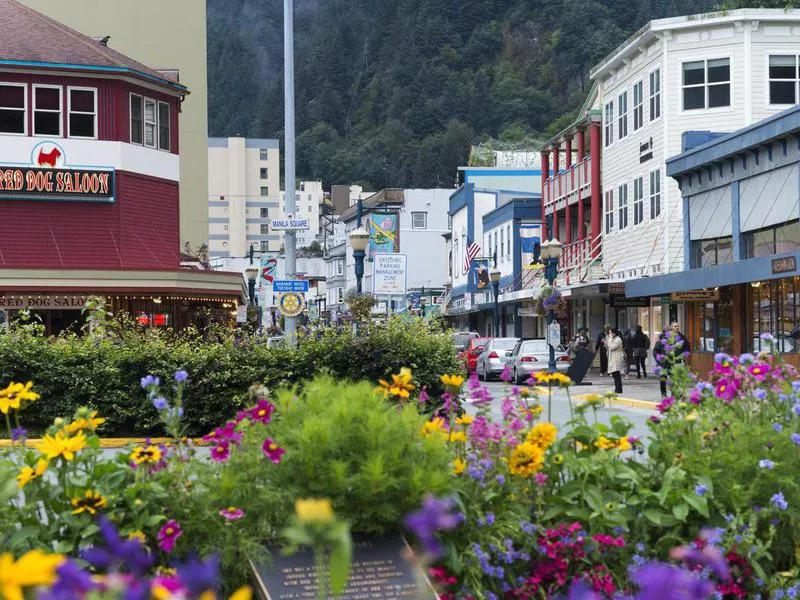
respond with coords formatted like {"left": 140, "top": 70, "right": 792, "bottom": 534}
{"left": 271, "top": 218, "right": 310, "bottom": 231}
{"left": 273, "top": 280, "right": 309, "bottom": 293}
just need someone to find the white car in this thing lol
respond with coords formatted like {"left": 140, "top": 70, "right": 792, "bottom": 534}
{"left": 476, "top": 338, "right": 520, "bottom": 381}
{"left": 507, "top": 339, "right": 571, "bottom": 384}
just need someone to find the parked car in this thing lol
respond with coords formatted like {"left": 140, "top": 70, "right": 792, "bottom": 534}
{"left": 459, "top": 337, "right": 490, "bottom": 372}
{"left": 452, "top": 330, "right": 480, "bottom": 352}
{"left": 476, "top": 338, "right": 520, "bottom": 381}
{"left": 508, "top": 339, "right": 571, "bottom": 384}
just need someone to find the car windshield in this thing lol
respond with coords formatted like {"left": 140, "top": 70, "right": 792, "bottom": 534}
{"left": 492, "top": 339, "right": 518, "bottom": 350}
{"left": 521, "top": 340, "right": 548, "bottom": 353}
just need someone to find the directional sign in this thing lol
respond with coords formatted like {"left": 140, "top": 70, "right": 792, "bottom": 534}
{"left": 274, "top": 280, "right": 309, "bottom": 293}
{"left": 271, "top": 218, "right": 310, "bottom": 231}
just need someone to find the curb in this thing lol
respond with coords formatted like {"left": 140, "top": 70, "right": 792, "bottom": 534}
{"left": 0, "top": 437, "right": 210, "bottom": 449}
{"left": 573, "top": 393, "right": 656, "bottom": 411}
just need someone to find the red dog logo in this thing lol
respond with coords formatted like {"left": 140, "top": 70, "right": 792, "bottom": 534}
{"left": 36, "top": 147, "right": 62, "bottom": 167}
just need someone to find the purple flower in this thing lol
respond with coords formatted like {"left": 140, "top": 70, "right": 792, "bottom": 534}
{"left": 715, "top": 378, "right": 739, "bottom": 402}
{"left": 695, "top": 484, "right": 708, "bottom": 496}
{"left": 404, "top": 495, "right": 461, "bottom": 558}
{"left": 670, "top": 532, "right": 730, "bottom": 581}
{"left": 140, "top": 375, "right": 160, "bottom": 389}
{"left": 739, "top": 353, "right": 755, "bottom": 364}
{"left": 174, "top": 370, "right": 189, "bottom": 383}
{"left": 656, "top": 396, "right": 675, "bottom": 413}
{"left": 759, "top": 459, "right": 775, "bottom": 470}
{"left": 633, "top": 562, "right": 715, "bottom": 599}
{"left": 485, "top": 512, "right": 496, "bottom": 526}
{"left": 500, "top": 364, "right": 513, "bottom": 383}
{"left": 10, "top": 427, "right": 27, "bottom": 442}
{"left": 177, "top": 554, "right": 220, "bottom": 596}
{"left": 82, "top": 517, "right": 153, "bottom": 575}
{"left": 791, "top": 433, "right": 800, "bottom": 446}
{"left": 249, "top": 399, "right": 275, "bottom": 424}
{"left": 774, "top": 423, "right": 783, "bottom": 433}
{"left": 49, "top": 559, "right": 98, "bottom": 596}
{"left": 760, "top": 332, "right": 776, "bottom": 343}
{"left": 158, "top": 519, "right": 183, "bottom": 553}
{"left": 262, "top": 439, "right": 285, "bottom": 463}
{"left": 792, "top": 380, "right": 800, "bottom": 393}
{"left": 772, "top": 492, "right": 789, "bottom": 511}
{"left": 152, "top": 396, "right": 168, "bottom": 410}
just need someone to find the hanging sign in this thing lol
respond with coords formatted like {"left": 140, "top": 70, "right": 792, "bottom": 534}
{"left": 671, "top": 290, "right": 719, "bottom": 302}
{"left": 260, "top": 255, "right": 278, "bottom": 286}
{"left": 278, "top": 292, "right": 306, "bottom": 317}
{"left": 547, "top": 321, "right": 561, "bottom": 349}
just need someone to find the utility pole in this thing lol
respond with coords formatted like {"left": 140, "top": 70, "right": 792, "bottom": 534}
{"left": 284, "top": 0, "right": 297, "bottom": 343}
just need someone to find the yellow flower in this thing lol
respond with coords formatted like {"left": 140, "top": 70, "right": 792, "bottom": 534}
{"left": 452, "top": 457, "right": 466, "bottom": 475}
{"left": 65, "top": 410, "right": 105, "bottom": 434}
{"left": 448, "top": 431, "right": 467, "bottom": 443}
{"left": 526, "top": 405, "right": 545, "bottom": 416}
{"left": 0, "top": 550, "right": 65, "bottom": 600}
{"left": 130, "top": 445, "right": 162, "bottom": 465}
{"left": 128, "top": 531, "right": 147, "bottom": 544}
{"left": 685, "top": 410, "right": 698, "bottom": 422}
{"left": 40, "top": 431, "right": 86, "bottom": 461}
{"left": 594, "top": 436, "right": 618, "bottom": 450}
{"left": 229, "top": 586, "right": 253, "bottom": 600}
{"left": 508, "top": 442, "right": 544, "bottom": 477}
{"left": 71, "top": 490, "right": 108, "bottom": 515}
{"left": 17, "top": 459, "right": 48, "bottom": 489}
{"left": 376, "top": 367, "right": 415, "bottom": 399}
{"left": 526, "top": 422, "right": 558, "bottom": 449}
{"left": 617, "top": 437, "right": 632, "bottom": 452}
{"left": 295, "top": 498, "right": 334, "bottom": 523}
{"left": 580, "top": 393, "right": 604, "bottom": 407}
{"left": 420, "top": 417, "right": 446, "bottom": 437}
{"left": 440, "top": 374, "right": 465, "bottom": 389}
{"left": 455, "top": 414, "right": 474, "bottom": 426}
{"left": 532, "top": 372, "right": 572, "bottom": 387}
{"left": 0, "top": 381, "right": 39, "bottom": 414}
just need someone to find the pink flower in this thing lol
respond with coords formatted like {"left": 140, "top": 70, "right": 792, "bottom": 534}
{"left": 534, "top": 472, "right": 549, "bottom": 487}
{"left": 262, "top": 438, "right": 285, "bottom": 463}
{"left": 417, "top": 386, "right": 430, "bottom": 405}
{"left": 649, "top": 415, "right": 661, "bottom": 424}
{"left": 656, "top": 396, "right": 675, "bottom": 413}
{"left": 210, "top": 441, "right": 230, "bottom": 462}
{"left": 689, "top": 389, "right": 703, "bottom": 405}
{"left": 715, "top": 378, "right": 739, "bottom": 402}
{"left": 158, "top": 519, "right": 182, "bottom": 553}
{"left": 219, "top": 506, "right": 245, "bottom": 521}
{"left": 250, "top": 399, "right": 275, "bottom": 424}
{"left": 153, "top": 574, "right": 184, "bottom": 594}
{"left": 500, "top": 364, "right": 513, "bottom": 382}
{"left": 748, "top": 363, "right": 770, "bottom": 382}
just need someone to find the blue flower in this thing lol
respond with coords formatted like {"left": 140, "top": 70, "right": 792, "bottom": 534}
{"left": 771, "top": 492, "right": 789, "bottom": 511}
{"left": 792, "top": 381, "right": 800, "bottom": 393}
{"left": 773, "top": 423, "right": 783, "bottom": 432}
{"left": 140, "top": 375, "right": 160, "bottom": 389}
{"left": 738, "top": 353, "right": 755, "bottom": 364}
{"left": 792, "top": 433, "right": 800, "bottom": 446}
{"left": 174, "top": 370, "right": 189, "bottom": 383}
{"left": 10, "top": 427, "right": 27, "bottom": 442}
{"left": 495, "top": 474, "right": 506, "bottom": 485}
{"left": 485, "top": 512, "right": 495, "bottom": 526}
{"left": 793, "top": 403, "right": 800, "bottom": 417}
{"left": 760, "top": 332, "right": 776, "bottom": 343}
{"left": 759, "top": 459, "right": 775, "bottom": 470}
{"left": 520, "top": 521, "right": 536, "bottom": 535}
{"left": 152, "top": 396, "right": 168, "bottom": 410}
{"left": 754, "top": 389, "right": 767, "bottom": 401}
{"left": 695, "top": 484, "right": 708, "bottom": 496}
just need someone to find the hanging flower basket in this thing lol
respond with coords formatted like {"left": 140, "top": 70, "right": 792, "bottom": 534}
{"left": 533, "top": 286, "right": 565, "bottom": 317}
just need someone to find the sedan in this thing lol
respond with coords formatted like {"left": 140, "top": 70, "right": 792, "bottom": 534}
{"left": 476, "top": 338, "right": 520, "bottom": 381}
{"left": 508, "top": 339, "right": 571, "bottom": 384}
{"left": 459, "top": 337, "right": 490, "bottom": 372}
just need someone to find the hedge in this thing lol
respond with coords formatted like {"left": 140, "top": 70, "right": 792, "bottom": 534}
{"left": 0, "top": 317, "right": 460, "bottom": 437}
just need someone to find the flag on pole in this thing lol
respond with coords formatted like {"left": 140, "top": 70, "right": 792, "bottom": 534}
{"left": 463, "top": 240, "right": 481, "bottom": 274}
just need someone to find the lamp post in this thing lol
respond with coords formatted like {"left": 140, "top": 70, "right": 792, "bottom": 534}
{"left": 490, "top": 268, "right": 501, "bottom": 337}
{"left": 348, "top": 198, "right": 369, "bottom": 295}
{"left": 540, "top": 237, "right": 563, "bottom": 372}
{"left": 245, "top": 266, "right": 259, "bottom": 306}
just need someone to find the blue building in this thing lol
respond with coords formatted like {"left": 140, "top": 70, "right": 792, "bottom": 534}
{"left": 626, "top": 105, "right": 800, "bottom": 371}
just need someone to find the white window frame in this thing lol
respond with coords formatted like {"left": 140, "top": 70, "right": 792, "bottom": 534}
{"left": 767, "top": 53, "right": 799, "bottom": 107}
{"left": 633, "top": 81, "right": 643, "bottom": 131}
{"left": 681, "top": 57, "right": 732, "bottom": 112}
{"left": 604, "top": 189, "right": 614, "bottom": 234}
{"left": 617, "top": 183, "right": 629, "bottom": 230}
{"left": 143, "top": 98, "right": 157, "bottom": 148}
{"left": 259, "top": 148, "right": 269, "bottom": 160}
{"left": 618, "top": 91, "right": 628, "bottom": 139}
{"left": 506, "top": 224, "right": 511, "bottom": 258}
{"left": 67, "top": 86, "right": 98, "bottom": 139}
{"left": 130, "top": 93, "right": 143, "bottom": 145}
{"left": 157, "top": 100, "right": 170, "bottom": 151}
{"left": 604, "top": 100, "right": 614, "bottom": 146}
{"left": 649, "top": 68, "right": 661, "bottom": 122}
{"left": 633, "top": 176, "right": 644, "bottom": 225}
{"left": 649, "top": 169, "right": 661, "bottom": 219}
{"left": 337, "top": 260, "right": 343, "bottom": 276}
{"left": 0, "top": 82, "right": 28, "bottom": 136}
{"left": 33, "top": 84, "right": 62, "bottom": 137}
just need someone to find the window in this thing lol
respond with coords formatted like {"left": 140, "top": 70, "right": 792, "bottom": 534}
{"left": 261, "top": 240, "right": 270, "bottom": 251}
{"left": 604, "top": 189, "right": 614, "bottom": 233}
{"left": 691, "top": 288, "right": 735, "bottom": 353}
{"left": 144, "top": 98, "right": 157, "bottom": 147}
{"left": 744, "top": 220, "right": 800, "bottom": 258}
{"left": 617, "top": 183, "right": 629, "bottom": 230}
{"left": 260, "top": 168, "right": 268, "bottom": 180}
{"left": 260, "top": 208, "right": 269, "bottom": 219}
{"left": 633, "top": 176, "right": 644, "bottom": 225}
{"left": 307, "top": 204, "right": 312, "bottom": 213}
{"left": 633, "top": 81, "right": 643, "bottom": 131}
{"left": 69, "top": 88, "right": 97, "bottom": 138}
{"left": 223, "top": 224, "right": 229, "bottom": 232}
{"left": 752, "top": 278, "right": 799, "bottom": 353}
{"left": 649, "top": 69, "right": 661, "bottom": 120}
{"left": 769, "top": 55, "right": 799, "bottom": 105}
{"left": 130, "top": 94, "right": 143, "bottom": 144}
{"left": 506, "top": 225, "right": 511, "bottom": 257}
{"left": 618, "top": 91, "right": 628, "bottom": 139}
{"left": 337, "top": 288, "right": 343, "bottom": 303}
{"left": 691, "top": 236, "right": 733, "bottom": 268}
{"left": 649, "top": 170, "right": 661, "bottom": 219}
{"left": 259, "top": 148, "right": 269, "bottom": 160}
{"left": 0, "top": 83, "right": 26, "bottom": 134}
{"left": 500, "top": 228, "right": 504, "bottom": 259}
{"left": 157, "top": 101, "right": 169, "bottom": 150}
{"left": 337, "top": 260, "right": 343, "bottom": 275}
{"left": 260, "top": 224, "right": 269, "bottom": 235}
{"left": 260, "top": 186, "right": 269, "bottom": 197}
{"left": 33, "top": 85, "right": 61, "bottom": 136}
{"left": 682, "top": 58, "right": 730, "bottom": 110}
{"left": 604, "top": 101, "right": 614, "bottom": 146}
{"left": 493, "top": 232, "right": 498, "bottom": 259}
{"left": 411, "top": 211, "right": 427, "bottom": 229}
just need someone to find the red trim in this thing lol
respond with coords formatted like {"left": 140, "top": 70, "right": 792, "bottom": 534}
{"left": 0, "top": 286, "right": 241, "bottom": 296}
{"left": 0, "top": 267, "right": 241, "bottom": 278}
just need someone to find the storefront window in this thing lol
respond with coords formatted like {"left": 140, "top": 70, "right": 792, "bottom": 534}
{"left": 752, "top": 276, "right": 799, "bottom": 353}
{"left": 690, "top": 237, "right": 733, "bottom": 268}
{"left": 690, "top": 288, "right": 734, "bottom": 353}
{"left": 745, "top": 220, "right": 800, "bottom": 258}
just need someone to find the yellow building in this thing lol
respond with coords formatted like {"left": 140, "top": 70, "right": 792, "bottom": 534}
{"left": 20, "top": 0, "right": 209, "bottom": 249}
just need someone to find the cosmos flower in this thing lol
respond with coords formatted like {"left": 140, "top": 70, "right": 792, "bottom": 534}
{"left": 158, "top": 520, "right": 183, "bottom": 553}
{"left": 262, "top": 439, "right": 285, "bottom": 464}
{"left": 219, "top": 507, "right": 245, "bottom": 521}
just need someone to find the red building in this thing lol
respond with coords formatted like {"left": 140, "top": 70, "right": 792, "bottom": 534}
{"left": 0, "top": 0, "right": 243, "bottom": 331}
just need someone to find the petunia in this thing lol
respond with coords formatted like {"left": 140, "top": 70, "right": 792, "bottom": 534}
{"left": 158, "top": 520, "right": 182, "bottom": 553}
{"left": 262, "top": 439, "right": 285, "bottom": 463}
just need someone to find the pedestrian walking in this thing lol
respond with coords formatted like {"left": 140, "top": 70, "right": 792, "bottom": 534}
{"left": 606, "top": 327, "right": 625, "bottom": 394}
{"left": 632, "top": 325, "right": 650, "bottom": 378}
{"left": 595, "top": 325, "right": 611, "bottom": 375}
{"left": 653, "top": 321, "right": 690, "bottom": 397}
{"left": 569, "top": 327, "right": 591, "bottom": 357}
{"left": 622, "top": 328, "right": 635, "bottom": 380}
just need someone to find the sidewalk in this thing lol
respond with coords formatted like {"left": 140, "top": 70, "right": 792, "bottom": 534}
{"left": 575, "top": 370, "right": 663, "bottom": 404}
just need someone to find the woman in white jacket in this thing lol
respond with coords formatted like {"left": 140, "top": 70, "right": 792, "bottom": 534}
{"left": 605, "top": 328, "right": 625, "bottom": 394}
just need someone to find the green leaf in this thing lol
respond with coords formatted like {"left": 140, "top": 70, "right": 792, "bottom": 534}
{"left": 328, "top": 536, "right": 352, "bottom": 595}
{"left": 672, "top": 502, "right": 689, "bottom": 522}
{"left": 682, "top": 492, "right": 709, "bottom": 518}
{"left": 643, "top": 509, "right": 663, "bottom": 525}
{"left": 583, "top": 488, "right": 605, "bottom": 514}
{"left": 81, "top": 523, "right": 100, "bottom": 539}
{"left": 53, "top": 540, "right": 73, "bottom": 553}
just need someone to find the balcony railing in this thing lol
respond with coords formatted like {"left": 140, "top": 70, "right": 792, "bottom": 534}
{"left": 558, "top": 233, "right": 603, "bottom": 286}
{"left": 502, "top": 265, "right": 545, "bottom": 294}
{"left": 543, "top": 155, "right": 592, "bottom": 208}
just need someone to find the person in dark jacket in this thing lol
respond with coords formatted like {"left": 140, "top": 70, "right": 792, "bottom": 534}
{"left": 596, "top": 325, "right": 611, "bottom": 375}
{"left": 632, "top": 325, "right": 650, "bottom": 379}
{"left": 653, "top": 322, "right": 690, "bottom": 397}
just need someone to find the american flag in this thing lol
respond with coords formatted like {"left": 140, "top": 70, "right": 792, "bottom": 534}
{"left": 463, "top": 240, "right": 481, "bottom": 274}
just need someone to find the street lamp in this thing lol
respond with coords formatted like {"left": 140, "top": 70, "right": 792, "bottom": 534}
{"left": 245, "top": 266, "right": 259, "bottom": 306}
{"left": 490, "top": 268, "right": 501, "bottom": 336}
{"left": 540, "top": 237, "right": 563, "bottom": 372}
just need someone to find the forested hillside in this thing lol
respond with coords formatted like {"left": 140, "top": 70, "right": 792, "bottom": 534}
{"left": 207, "top": 0, "right": 792, "bottom": 189}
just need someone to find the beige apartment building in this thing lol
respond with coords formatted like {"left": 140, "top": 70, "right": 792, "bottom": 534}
{"left": 21, "top": 0, "right": 209, "bottom": 249}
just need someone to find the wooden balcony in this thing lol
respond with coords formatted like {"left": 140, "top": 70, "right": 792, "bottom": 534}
{"left": 543, "top": 155, "right": 592, "bottom": 210}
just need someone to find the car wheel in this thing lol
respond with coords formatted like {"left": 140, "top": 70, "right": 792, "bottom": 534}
{"left": 514, "top": 368, "right": 523, "bottom": 385}
{"left": 477, "top": 363, "right": 484, "bottom": 381}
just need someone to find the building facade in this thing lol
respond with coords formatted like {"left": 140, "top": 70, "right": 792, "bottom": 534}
{"left": 21, "top": 0, "right": 210, "bottom": 248}
{"left": 281, "top": 180, "right": 324, "bottom": 248}
{"left": 208, "top": 137, "right": 281, "bottom": 257}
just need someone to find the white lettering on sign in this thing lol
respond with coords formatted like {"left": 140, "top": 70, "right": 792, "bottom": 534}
{"left": 0, "top": 296, "right": 88, "bottom": 310}
{"left": 271, "top": 219, "right": 310, "bottom": 231}
{"left": 372, "top": 253, "right": 408, "bottom": 296}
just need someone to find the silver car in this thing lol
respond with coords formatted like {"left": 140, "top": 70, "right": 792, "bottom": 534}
{"left": 476, "top": 338, "right": 520, "bottom": 381}
{"left": 508, "top": 339, "right": 571, "bottom": 384}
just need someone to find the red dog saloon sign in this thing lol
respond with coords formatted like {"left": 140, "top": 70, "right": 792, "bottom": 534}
{"left": 0, "top": 142, "right": 114, "bottom": 202}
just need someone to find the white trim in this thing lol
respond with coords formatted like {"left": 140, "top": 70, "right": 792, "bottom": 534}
{"left": 0, "top": 81, "right": 27, "bottom": 136}
{"left": 32, "top": 84, "right": 62, "bottom": 138}
{"left": 632, "top": 79, "right": 644, "bottom": 131}
{"left": 143, "top": 97, "right": 157, "bottom": 148}
{"left": 157, "top": 100, "right": 170, "bottom": 152}
{"left": 66, "top": 86, "right": 97, "bottom": 139}
{"left": 648, "top": 66, "right": 662, "bottom": 123}
{"left": 633, "top": 174, "right": 645, "bottom": 225}
{"left": 679, "top": 55, "right": 733, "bottom": 113}
{"left": 617, "top": 181, "right": 630, "bottom": 231}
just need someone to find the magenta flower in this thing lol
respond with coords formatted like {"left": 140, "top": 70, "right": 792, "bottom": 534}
{"left": 249, "top": 399, "right": 275, "bottom": 424}
{"left": 500, "top": 364, "right": 513, "bottom": 382}
{"left": 656, "top": 396, "right": 674, "bottom": 413}
{"left": 210, "top": 441, "right": 230, "bottom": 462}
{"left": 715, "top": 379, "right": 739, "bottom": 402}
{"left": 157, "top": 520, "right": 182, "bottom": 553}
{"left": 748, "top": 363, "right": 770, "bottom": 382}
{"left": 649, "top": 415, "right": 661, "bottom": 424}
{"left": 262, "top": 438, "right": 285, "bottom": 463}
{"left": 689, "top": 389, "right": 703, "bottom": 405}
{"left": 417, "top": 386, "right": 430, "bottom": 405}
{"left": 713, "top": 353, "right": 733, "bottom": 375}
{"left": 534, "top": 472, "right": 549, "bottom": 487}
{"left": 219, "top": 507, "right": 245, "bottom": 521}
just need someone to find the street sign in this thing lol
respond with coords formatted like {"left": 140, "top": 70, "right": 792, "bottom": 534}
{"left": 271, "top": 218, "right": 310, "bottom": 231}
{"left": 273, "top": 280, "right": 309, "bottom": 293}
{"left": 236, "top": 305, "right": 247, "bottom": 323}
{"left": 372, "top": 253, "right": 407, "bottom": 296}
{"left": 278, "top": 292, "right": 306, "bottom": 317}
{"left": 547, "top": 321, "right": 561, "bottom": 349}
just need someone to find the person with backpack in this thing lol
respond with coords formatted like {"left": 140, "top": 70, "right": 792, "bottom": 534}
{"left": 632, "top": 325, "right": 650, "bottom": 379}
